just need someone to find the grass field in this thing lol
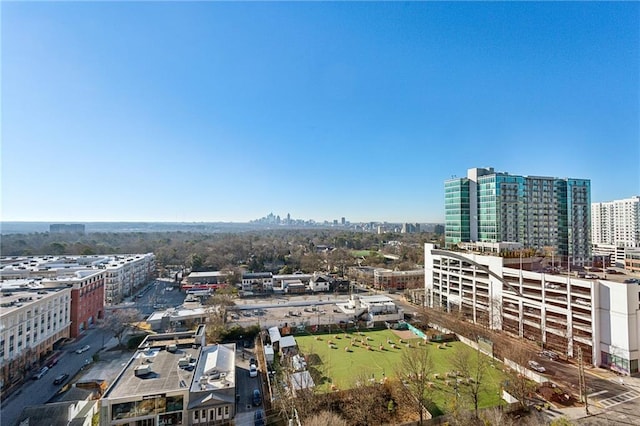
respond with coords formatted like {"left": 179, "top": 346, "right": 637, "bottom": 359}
{"left": 295, "top": 329, "right": 507, "bottom": 415}
{"left": 350, "top": 249, "right": 374, "bottom": 257}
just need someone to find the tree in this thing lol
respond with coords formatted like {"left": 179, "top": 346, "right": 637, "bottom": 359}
{"left": 395, "top": 346, "right": 434, "bottom": 425}
{"left": 503, "top": 344, "right": 537, "bottom": 410}
{"left": 205, "top": 308, "right": 226, "bottom": 344}
{"left": 451, "top": 347, "right": 489, "bottom": 418}
{"left": 99, "top": 308, "right": 141, "bottom": 347}
{"left": 304, "top": 410, "right": 348, "bottom": 426}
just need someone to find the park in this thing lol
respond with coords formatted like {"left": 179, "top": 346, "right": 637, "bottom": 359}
{"left": 295, "top": 328, "right": 508, "bottom": 416}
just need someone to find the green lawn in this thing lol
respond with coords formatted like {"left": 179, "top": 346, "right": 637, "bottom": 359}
{"left": 295, "top": 330, "right": 507, "bottom": 416}
{"left": 350, "top": 250, "right": 373, "bottom": 257}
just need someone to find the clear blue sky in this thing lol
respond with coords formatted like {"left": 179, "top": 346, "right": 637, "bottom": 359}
{"left": 2, "top": 1, "right": 638, "bottom": 223}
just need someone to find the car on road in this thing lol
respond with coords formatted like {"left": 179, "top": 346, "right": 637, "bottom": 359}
{"left": 75, "top": 345, "right": 91, "bottom": 354}
{"left": 33, "top": 366, "right": 49, "bottom": 380}
{"left": 539, "top": 350, "right": 559, "bottom": 360}
{"left": 528, "top": 360, "right": 546, "bottom": 373}
{"left": 249, "top": 364, "right": 258, "bottom": 378}
{"left": 252, "top": 389, "right": 262, "bottom": 406}
{"left": 254, "top": 409, "right": 265, "bottom": 426}
{"left": 53, "top": 373, "right": 69, "bottom": 385}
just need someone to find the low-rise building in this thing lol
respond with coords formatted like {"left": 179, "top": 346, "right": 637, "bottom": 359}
{"left": 240, "top": 272, "right": 273, "bottom": 292}
{"left": 188, "top": 343, "right": 236, "bottom": 424}
{"left": 374, "top": 268, "right": 424, "bottom": 291}
{"left": 100, "top": 328, "right": 207, "bottom": 426}
{"left": 308, "top": 274, "right": 331, "bottom": 292}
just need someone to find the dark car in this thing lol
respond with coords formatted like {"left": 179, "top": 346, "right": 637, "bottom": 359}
{"left": 53, "top": 373, "right": 69, "bottom": 385}
{"left": 254, "top": 409, "right": 265, "bottom": 426}
{"left": 252, "top": 389, "right": 262, "bottom": 406}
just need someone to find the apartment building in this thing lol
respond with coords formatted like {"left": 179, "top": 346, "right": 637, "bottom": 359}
{"left": 0, "top": 282, "right": 72, "bottom": 390}
{"left": 592, "top": 196, "right": 640, "bottom": 248}
{"left": 373, "top": 268, "right": 424, "bottom": 291}
{"left": 0, "top": 254, "right": 155, "bottom": 306}
{"left": 42, "top": 270, "right": 105, "bottom": 337}
{"left": 104, "top": 254, "right": 156, "bottom": 304}
{"left": 445, "top": 167, "right": 591, "bottom": 264}
{"left": 424, "top": 243, "right": 640, "bottom": 374}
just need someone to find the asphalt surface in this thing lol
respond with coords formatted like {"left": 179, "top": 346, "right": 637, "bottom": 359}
{"left": 0, "top": 327, "right": 113, "bottom": 426}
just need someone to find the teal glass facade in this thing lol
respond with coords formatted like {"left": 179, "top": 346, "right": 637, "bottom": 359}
{"left": 444, "top": 168, "right": 591, "bottom": 262}
{"left": 445, "top": 178, "right": 470, "bottom": 247}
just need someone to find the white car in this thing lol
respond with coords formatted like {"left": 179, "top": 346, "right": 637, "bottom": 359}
{"left": 76, "top": 345, "right": 90, "bottom": 354}
{"left": 249, "top": 364, "right": 258, "bottom": 378}
{"left": 528, "top": 360, "right": 546, "bottom": 373}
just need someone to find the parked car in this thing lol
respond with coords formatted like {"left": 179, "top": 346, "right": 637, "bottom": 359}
{"left": 33, "top": 366, "right": 49, "bottom": 380}
{"left": 528, "top": 360, "right": 546, "bottom": 373}
{"left": 252, "top": 389, "right": 262, "bottom": 406}
{"left": 254, "top": 409, "right": 265, "bottom": 426}
{"left": 75, "top": 345, "right": 90, "bottom": 354}
{"left": 249, "top": 364, "right": 258, "bottom": 378}
{"left": 53, "top": 373, "right": 69, "bottom": 385}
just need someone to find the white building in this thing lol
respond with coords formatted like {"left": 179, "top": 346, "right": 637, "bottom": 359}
{"left": 0, "top": 254, "right": 156, "bottom": 306}
{"left": 424, "top": 243, "right": 640, "bottom": 375}
{"left": 0, "top": 281, "right": 72, "bottom": 389}
{"left": 592, "top": 196, "right": 640, "bottom": 248}
{"left": 104, "top": 254, "right": 156, "bottom": 304}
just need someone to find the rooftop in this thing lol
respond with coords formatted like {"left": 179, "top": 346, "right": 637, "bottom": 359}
{"left": 104, "top": 335, "right": 201, "bottom": 400}
{"left": 190, "top": 344, "right": 236, "bottom": 393}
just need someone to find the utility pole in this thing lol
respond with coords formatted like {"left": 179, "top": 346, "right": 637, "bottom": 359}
{"left": 577, "top": 346, "right": 590, "bottom": 415}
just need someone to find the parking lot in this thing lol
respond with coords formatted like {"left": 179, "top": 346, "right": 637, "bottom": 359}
{"left": 228, "top": 294, "right": 355, "bottom": 329}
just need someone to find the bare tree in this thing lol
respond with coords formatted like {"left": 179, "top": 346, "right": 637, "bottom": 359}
{"left": 341, "top": 373, "right": 390, "bottom": 426}
{"left": 304, "top": 410, "right": 348, "bottom": 426}
{"left": 395, "top": 346, "right": 434, "bottom": 425}
{"left": 504, "top": 344, "right": 537, "bottom": 409}
{"left": 451, "top": 347, "right": 489, "bottom": 418}
{"left": 100, "top": 308, "right": 141, "bottom": 347}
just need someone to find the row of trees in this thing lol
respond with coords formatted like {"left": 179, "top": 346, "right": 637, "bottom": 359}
{"left": 1, "top": 229, "right": 442, "bottom": 275}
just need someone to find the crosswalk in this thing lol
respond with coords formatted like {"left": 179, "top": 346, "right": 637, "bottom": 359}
{"left": 595, "top": 389, "right": 640, "bottom": 409}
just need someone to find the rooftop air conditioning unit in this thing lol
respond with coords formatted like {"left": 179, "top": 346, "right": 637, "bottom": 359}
{"left": 134, "top": 364, "right": 152, "bottom": 377}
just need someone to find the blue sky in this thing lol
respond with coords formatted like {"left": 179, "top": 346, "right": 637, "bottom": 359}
{"left": 2, "top": 1, "right": 638, "bottom": 223}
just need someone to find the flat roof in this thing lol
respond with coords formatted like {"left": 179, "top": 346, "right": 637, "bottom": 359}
{"left": 358, "top": 295, "right": 394, "bottom": 304}
{"left": 105, "top": 344, "right": 199, "bottom": 399}
{"left": 188, "top": 271, "right": 224, "bottom": 277}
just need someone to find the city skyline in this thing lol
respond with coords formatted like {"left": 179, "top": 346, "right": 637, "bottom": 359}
{"left": 2, "top": 2, "right": 638, "bottom": 223}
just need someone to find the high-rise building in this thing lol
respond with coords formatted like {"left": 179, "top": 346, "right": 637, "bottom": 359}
{"left": 592, "top": 196, "right": 640, "bottom": 247}
{"left": 445, "top": 167, "right": 591, "bottom": 263}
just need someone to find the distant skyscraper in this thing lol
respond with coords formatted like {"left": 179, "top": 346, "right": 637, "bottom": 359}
{"left": 592, "top": 196, "right": 640, "bottom": 247}
{"left": 341, "top": 217, "right": 346, "bottom": 225}
{"left": 445, "top": 167, "right": 591, "bottom": 263}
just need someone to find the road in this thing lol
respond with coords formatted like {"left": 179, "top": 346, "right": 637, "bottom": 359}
{"left": 234, "top": 344, "right": 265, "bottom": 426}
{"left": 115, "top": 280, "right": 186, "bottom": 318}
{"left": 0, "top": 327, "right": 113, "bottom": 426}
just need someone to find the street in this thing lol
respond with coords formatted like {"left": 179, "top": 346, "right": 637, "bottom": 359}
{"left": 0, "top": 327, "right": 113, "bottom": 426}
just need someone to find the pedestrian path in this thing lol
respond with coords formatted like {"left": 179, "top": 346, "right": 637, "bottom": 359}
{"left": 596, "top": 389, "right": 640, "bottom": 409}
